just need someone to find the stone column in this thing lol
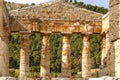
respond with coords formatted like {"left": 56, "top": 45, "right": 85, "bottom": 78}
{"left": 101, "top": 35, "right": 106, "bottom": 66}
{"left": 0, "top": 1, "right": 3, "bottom": 37}
{"left": 20, "top": 32, "right": 30, "bottom": 78}
{"left": 61, "top": 34, "right": 71, "bottom": 77}
{"left": 0, "top": 1, "right": 9, "bottom": 76}
{"left": 82, "top": 35, "right": 91, "bottom": 80}
{"left": 40, "top": 33, "right": 50, "bottom": 78}
{"left": 0, "top": 37, "right": 9, "bottom": 76}
{"left": 99, "top": 34, "right": 108, "bottom": 77}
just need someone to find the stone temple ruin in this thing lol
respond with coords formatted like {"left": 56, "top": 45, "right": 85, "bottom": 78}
{"left": 0, "top": 0, "right": 120, "bottom": 80}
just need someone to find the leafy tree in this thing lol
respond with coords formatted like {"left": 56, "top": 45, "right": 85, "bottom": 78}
{"left": 30, "top": 33, "right": 41, "bottom": 67}
{"left": 90, "top": 34, "right": 102, "bottom": 68}
{"left": 9, "top": 33, "right": 20, "bottom": 68}
{"left": 71, "top": 34, "right": 82, "bottom": 74}
{"left": 70, "top": 0, "right": 72, "bottom": 2}
{"left": 50, "top": 33, "right": 62, "bottom": 73}
{"left": 31, "top": 3, "right": 35, "bottom": 5}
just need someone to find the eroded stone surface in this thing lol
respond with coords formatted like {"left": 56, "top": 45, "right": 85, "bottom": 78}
{"left": 62, "top": 34, "right": 71, "bottom": 77}
{"left": 0, "top": 38, "right": 9, "bottom": 76}
{"left": 82, "top": 35, "right": 91, "bottom": 80}
{"left": 20, "top": 32, "right": 30, "bottom": 78}
{"left": 0, "top": 77, "right": 16, "bottom": 80}
{"left": 9, "top": 1, "right": 102, "bottom": 34}
{"left": 40, "top": 33, "right": 50, "bottom": 78}
{"left": 109, "top": 4, "right": 120, "bottom": 41}
{"left": 100, "top": 0, "right": 120, "bottom": 77}
{"left": 89, "top": 76, "right": 120, "bottom": 80}
{"left": 10, "top": 1, "right": 102, "bottom": 21}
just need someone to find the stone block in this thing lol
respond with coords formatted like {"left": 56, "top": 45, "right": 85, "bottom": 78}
{"left": 52, "top": 78, "right": 70, "bottom": 80}
{"left": 89, "top": 76, "right": 120, "bottom": 80}
{"left": 102, "top": 12, "right": 109, "bottom": 33}
{"left": 0, "top": 77, "right": 16, "bottom": 80}
{"left": 80, "top": 24, "right": 93, "bottom": 35}
{"left": 114, "top": 39, "right": 120, "bottom": 77}
{"left": 110, "top": 0, "right": 120, "bottom": 7}
{"left": 52, "top": 78, "right": 82, "bottom": 80}
{"left": 109, "top": 5, "right": 120, "bottom": 41}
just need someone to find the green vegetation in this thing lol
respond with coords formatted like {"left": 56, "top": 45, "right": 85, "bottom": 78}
{"left": 74, "top": 2, "right": 108, "bottom": 14}
{"left": 65, "top": 0, "right": 108, "bottom": 14}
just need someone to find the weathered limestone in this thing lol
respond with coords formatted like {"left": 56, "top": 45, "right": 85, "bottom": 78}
{"left": 0, "top": 0, "right": 3, "bottom": 37}
{"left": 61, "top": 34, "right": 71, "bottom": 77}
{"left": 109, "top": 0, "right": 120, "bottom": 41}
{"left": 0, "top": 37, "right": 9, "bottom": 76}
{"left": 82, "top": 35, "right": 91, "bottom": 80}
{"left": 0, "top": 0, "right": 9, "bottom": 76}
{"left": 52, "top": 78, "right": 71, "bottom": 80}
{"left": 10, "top": 0, "right": 102, "bottom": 34}
{"left": 99, "top": 10, "right": 110, "bottom": 76}
{"left": 40, "top": 33, "right": 50, "bottom": 78}
{"left": 105, "top": 0, "right": 120, "bottom": 77}
{"left": 10, "top": 1, "right": 102, "bottom": 21}
{"left": 89, "top": 76, "right": 120, "bottom": 80}
{"left": 0, "top": 0, "right": 105, "bottom": 79}
{"left": 99, "top": 33, "right": 111, "bottom": 77}
{"left": 0, "top": 77, "right": 16, "bottom": 80}
{"left": 20, "top": 32, "right": 30, "bottom": 78}
{"left": 101, "top": 35, "right": 106, "bottom": 66}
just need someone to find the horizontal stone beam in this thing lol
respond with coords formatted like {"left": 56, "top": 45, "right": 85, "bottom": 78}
{"left": 10, "top": 19, "right": 102, "bottom": 34}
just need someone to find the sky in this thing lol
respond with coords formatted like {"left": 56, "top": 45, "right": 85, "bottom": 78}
{"left": 4, "top": 0, "right": 109, "bottom": 8}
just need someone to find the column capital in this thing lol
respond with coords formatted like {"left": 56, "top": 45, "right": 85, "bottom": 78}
{"left": 20, "top": 31, "right": 31, "bottom": 34}
{"left": 82, "top": 34, "right": 90, "bottom": 41}
{"left": 61, "top": 32, "right": 72, "bottom": 35}
{"left": 62, "top": 34, "right": 71, "bottom": 44}
{"left": 41, "top": 33, "right": 50, "bottom": 36}
{"left": 20, "top": 31, "right": 30, "bottom": 42}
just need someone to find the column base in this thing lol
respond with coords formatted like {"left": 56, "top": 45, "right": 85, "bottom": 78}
{"left": 52, "top": 78, "right": 82, "bottom": 80}
{"left": 89, "top": 76, "right": 120, "bottom": 80}
{"left": 0, "top": 77, "right": 16, "bottom": 80}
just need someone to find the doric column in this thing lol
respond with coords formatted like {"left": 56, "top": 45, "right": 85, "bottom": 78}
{"left": 101, "top": 35, "right": 106, "bottom": 66}
{"left": 99, "top": 33, "right": 110, "bottom": 76}
{"left": 0, "top": 36, "right": 9, "bottom": 76}
{"left": 61, "top": 34, "right": 71, "bottom": 77}
{"left": 20, "top": 32, "right": 30, "bottom": 78}
{"left": 82, "top": 35, "right": 91, "bottom": 80}
{"left": 40, "top": 33, "right": 50, "bottom": 78}
{"left": 0, "top": 1, "right": 9, "bottom": 76}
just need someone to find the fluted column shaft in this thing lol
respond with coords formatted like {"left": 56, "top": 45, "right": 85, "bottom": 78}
{"left": 101, "top": 35, "right": 106, "bottom": 65}
{"left": 62, "top": 34, "right": 71, "bottom": 77}
{"left": 82, "top": 35, "right": 91, "bottom": 80}
{"left": 40, "top": 33, "right": 50, "bottom": 78}
{"left": 0, "top": 4, "right": 9, "bottom": 76}
{"left": 20, "top": 32, "right": 30, "bottom": 78}
{"left": 0, "top": 36, "right": 9, "bottom": 76}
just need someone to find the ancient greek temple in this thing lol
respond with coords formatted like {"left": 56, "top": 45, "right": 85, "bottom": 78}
{"left": 0, "top": 0, "right": 120, "bottom": 80}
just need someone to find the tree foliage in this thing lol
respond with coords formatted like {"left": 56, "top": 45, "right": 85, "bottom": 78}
{"left": 67, "top": 0, "right": 109, "bottom": 14}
